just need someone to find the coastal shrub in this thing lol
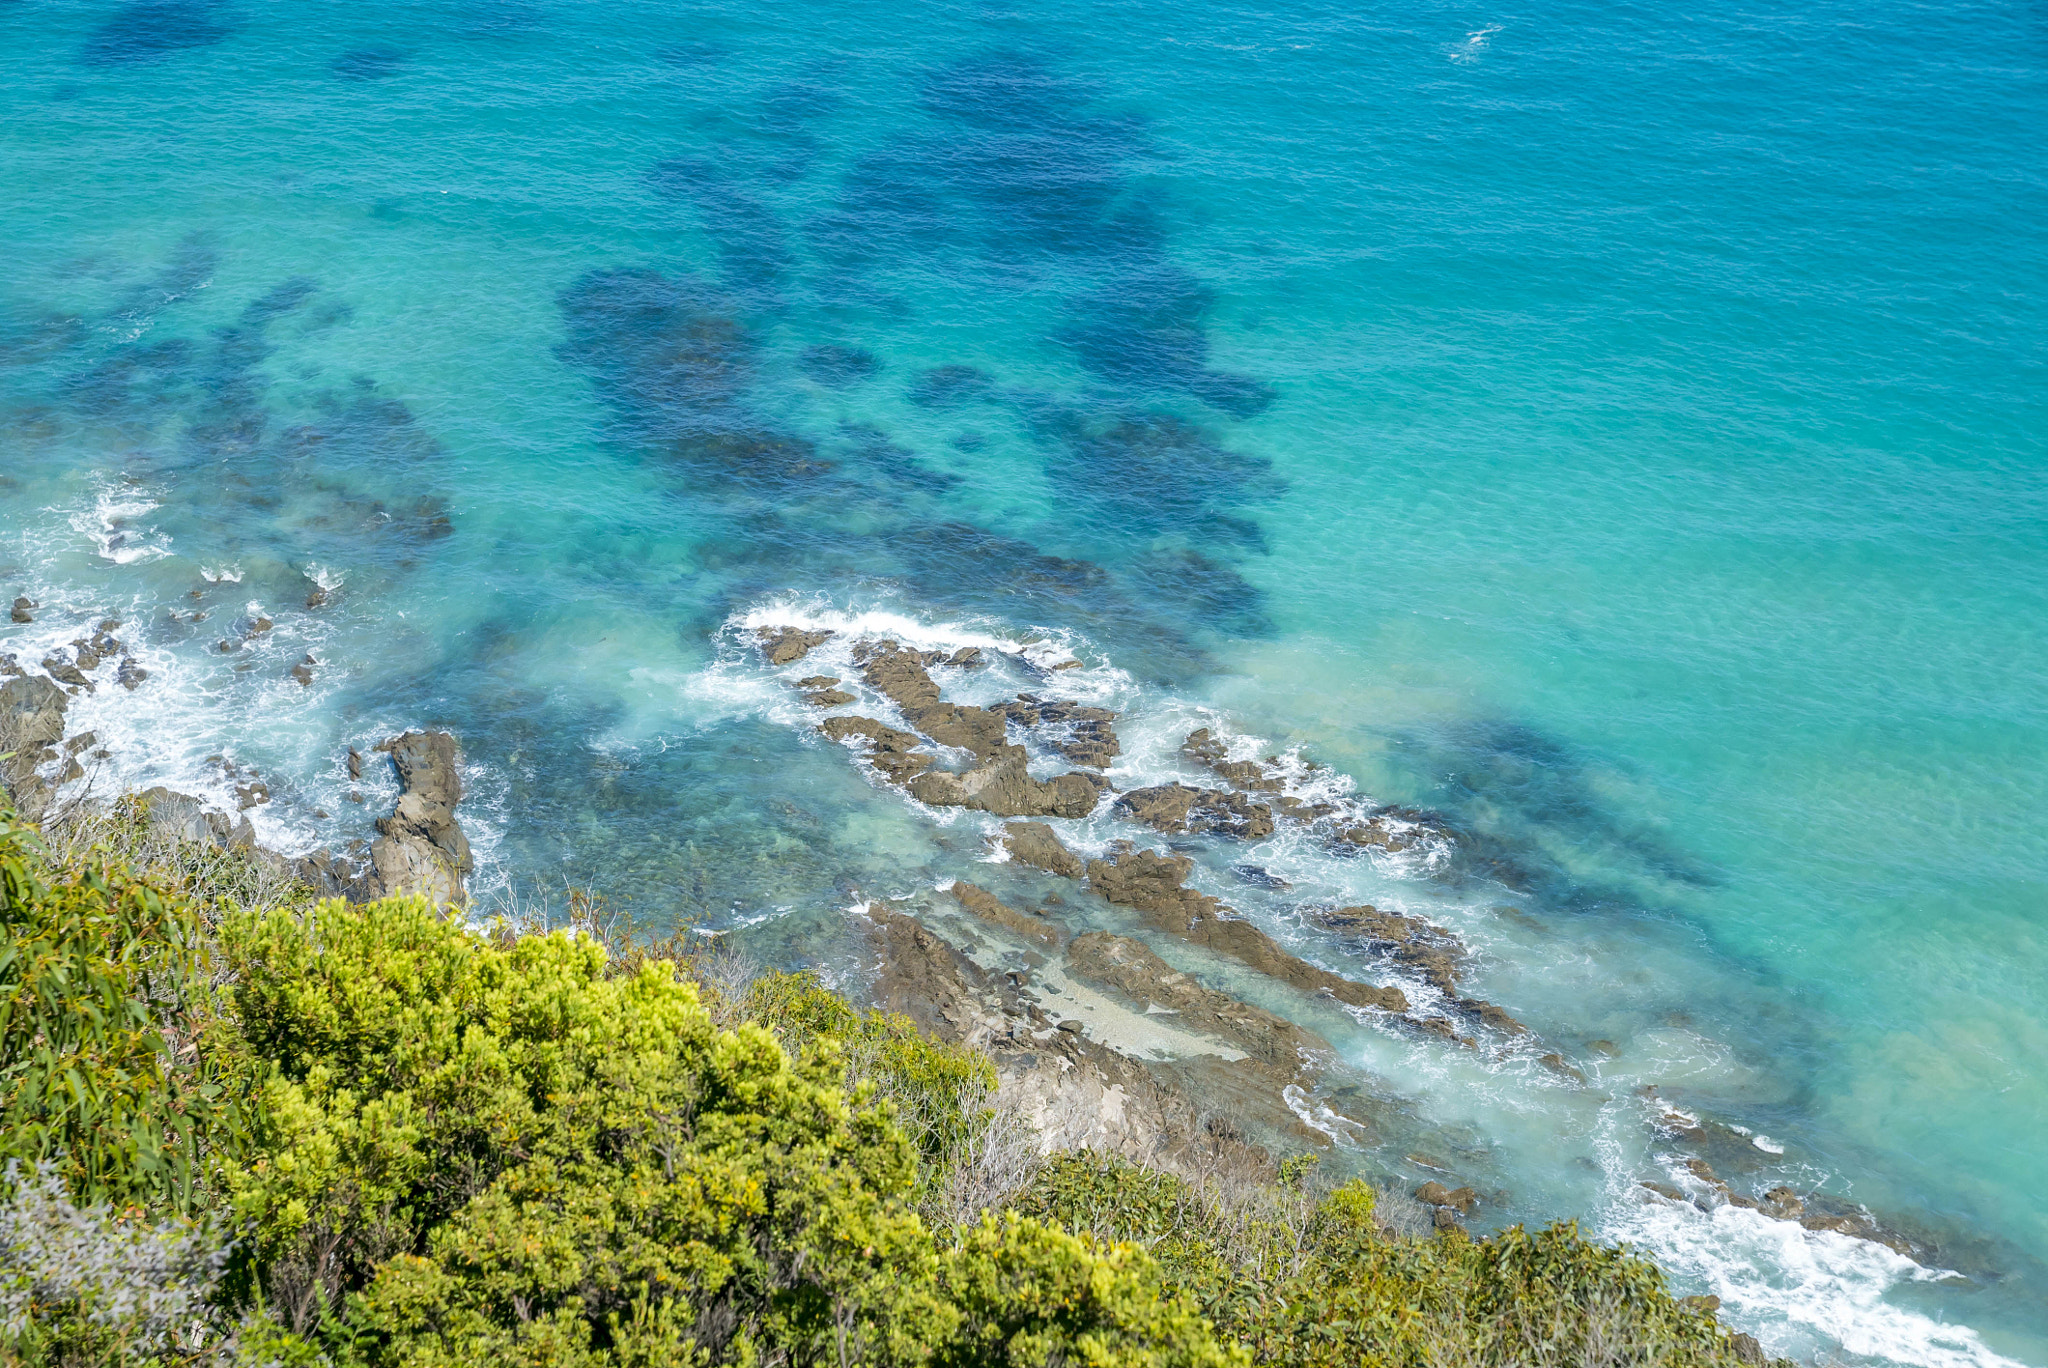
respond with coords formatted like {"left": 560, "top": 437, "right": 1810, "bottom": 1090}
{"left": 0, "top": 818, "right": 243, "bottom": 1211}
{"left": 744, "top": 971, "right": 1000, "bottom": 1196}
{"left": 1021, "top": 1151, "right": 1748, "bottom": 1368}
{"left": 216, "top": 897, "right": 1233, "bottom": 1367}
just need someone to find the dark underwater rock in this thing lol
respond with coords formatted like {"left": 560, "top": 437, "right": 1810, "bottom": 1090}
{"left": 1114, "top": 783, "right": 1274, "bottom": 841}
{"left": 821, "top": 714, "right": 933, "bottom": 784}
{"left": 1003, "top": 820, "right": 1084, "bottom": 879}
{"left": 799, "top": 344, "right": 880, "bottom": 387}
{"left": 951, "top": 880, "right": 1061, "bottom": 948}
{"left": 1086, "top": 846, "right": 1407, "bottom": 1015}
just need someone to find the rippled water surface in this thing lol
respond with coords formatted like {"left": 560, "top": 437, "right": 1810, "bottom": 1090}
{"left": 2, "top": 1, "right": 2044, "bottom": 1361}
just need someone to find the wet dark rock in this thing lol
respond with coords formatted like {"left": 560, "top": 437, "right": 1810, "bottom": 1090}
{"left": 799, "top": 344, "right": 880, "bottom": 387}
{"left": 793, "top": 674, "right": 855, "bottom": 707}
{"left": 1312, "top": 904, "right": 1465, "bottom": 995}
{"left": 346, "top": 746, "right": 364, "bottom": 779}
{"left": 364, "top": 730, "right": 472, "bottom": 905}
{"left": 1114, "top": 783, "right": 1274, "bottom": 841}
{"left": 1640, "top": 1181, "right": 1687, "bottom": 1202}
{"left": 757, "top": 625, "right": 833, "bottom": 666}
{"left": 1452, "top": 997, "right": 1529, "bottom": 1036}
{"left": 1432, "top": 1206, "right": 1462, "bottom": 1231}
{"left": 951, "top": 880, "right": 1061, "bottom": 948}
{"left": 135, "top": 788, "right": 256, "bottom": 852}
{"left": 73, "top": 642, "right": 102, "bottom": 672}
{"left": 1003, "top": 820, "right": 1085, "bottom": 879}
{"left": 306, "top": 583, "right": 332, "bottom": 609}
{"left": 41, "top": 654, "right": 94, "bottom": 691}
{"left": 9, "top": 597, "right": 32, "bottom": 624}
{"left": 116, "top": 658, "right": 148, "bottom": 690}
{"left": 1087, "top": 846, "right": 1407, "bottom": 1014}
{"left": 0, "top": 655, "right": 21, "bottom": 678}
{"left": 1538, "top": 1052, "right": 1586, "bottom": 1083}
{"left": 908, "top": 745, "right": 1105, "bottom": 819}
{"left": 1067, "top": 931, "right": 1326, "bottom": 1071}
{"left": 234, "top": 780, "right": 270, "bottom": 810}
{"left": 946, "top": 646, "right": 983, "bottom": 668}
{"left": 1760, "top": 1186, "right": 1805, "bottom": 1221}
{"left": 289, "top": 654, "right": 317, "bottom": 687}
{"left": 854, "top": 639, "right": 1009, "bottom": 755}
{"left": 821, "top": 715, "right": 933, "bottom": 784}
{"left": 1229, "top": 864, "right": 1291, "bottom": 890}
{"left": 1415, "top": 1181, "right": 1479, "bottom": 1214}
{"left": 1182, "top": 727, "right": 1285, "bottom": 792}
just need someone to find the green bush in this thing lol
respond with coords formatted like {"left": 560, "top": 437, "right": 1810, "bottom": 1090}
{"left": 0, "top": 820, "right": 242, "bottom": 1211}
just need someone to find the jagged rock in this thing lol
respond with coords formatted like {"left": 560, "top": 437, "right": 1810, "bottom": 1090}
{"left": 235, "top": 780, "right": 271, "bottom": 810}
{"left": 116, "top": 658, "right": 147, "bottom": 690}
{"left": 293, "top": 847, "right": 362, "bottom": 899}
{"left": 1003, "top": 820, "right": 1084, "bottom": 878}
{"left": 951, "top": 881, "right": 1061, "bottom": 948}
{"left": 1760, "top": 1186, "right": 1805, "bottom": 1220}
{"left": 908, "top": 745, "right": 1105, "bottom": 819}
{"left": 946, "top": 646, "right": 983, "bottom": 667}
{"left": 1640, "top": 1181, "right": 1686, "bottom": 1202}
{"left": 134, "top": 788, "right": 256, "bottom": 850}
{"left": 1066, "top": 932, "right": 1327, "bottom": 1070}
{"left": 821, "top": 714, "right": 933, "bottom": 784}
{"left": 1415, "top": 1181, "right": 1479, "bottom": 1214}
{"left": 1452, "top": 996, "right": 1528, "bottom": 1036}
{"left": 1229, "top": 864, "right": 1291, "bottom": 890}
{"left": 306, "top": 584, "right": 332, "bottom": 609}
{"left": 73, "top": 641, "right": 102, "bottom": 671}
{"left": 1182, "top": 727, "right": 1287, "bottom": 792}
{"left": 1729, "top": 1333, "right": 1766, "bottom": 1366}
{"left": 365, "top": 730, "right": 472, "bottom": 905}
{"left": 1087, "top": 847, "right": 1407, "bottom": 1014}
{"left": 289, "top": 654, "right": 317, "bottom": 687}
{"left": 1114, "top": 784, "right": 1274, "bottom": 840}
{"left": 795, "top": 673, "right": 856, "bottom": 707}
{"left": 63, "top": 732, "right": 96, "bottom": 755}
{"left": 853, "top": 903, "right": 1274, "bottom": 1174}
{"left": 757, "top": 625, "right": 833, "bottom": 666}
{"left": 347, "top": 747, "right": 364, "bottom": 779}
{"left": 0, "top": 654, "right": 22, "bottom": 678}
{"left": 855, "top": 640, "right": 1007, "bottom": 754}
{"left": 9, "top": 596, "right": 32, "bottom": 624}
{"left": 41, "top": 655, "right": 93, "bottom": 691}
{"left": 1, "top": 675, "right": 67, "bottom": 750}
{"left": 1313, "top": 905, "right": 1465, "bottom": 994}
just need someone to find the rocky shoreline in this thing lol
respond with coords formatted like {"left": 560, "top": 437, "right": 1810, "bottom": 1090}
{"left": 0, "top": 605, "right": 1948, "bottom": 1272}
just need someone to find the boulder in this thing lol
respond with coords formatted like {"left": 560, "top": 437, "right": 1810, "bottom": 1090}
{"left": 908, "top": 745, "right": 1104, "bottom": 819}
{"left": 855, "top": 640, "right": 1007, "bottom": 755}
{"left": 951, "top": 881, "right": 1061, "bottom": 948}
{"left": 1086, "top": 847, "right": 1407, "bottom": 1014}
{"left": 116, "top": 658, "right": 148, "bottom": 690}
{"left": 1003, "top": 820, "right": 1085, "bottom": 878}
{"left": 365, "top": 730, "right": 471, "bottom": 904}
{"left": 9, "top": 596, "right": 32, "bottom": 624}
{"left": 1314, "top": 905, "right": 1466, "bottom": 994}
{"left": 821, "top": 714, "right": 933, "bottom": 784}
{"left": 757, "top": 625, "right": 833, "bottom": 666}
{"left": 1114, "top": 784, "right": 1274, "bottom": 841}
{"left": 1181, "top": 727, "right": 1286, "bottom": 793}
{"left": 1415, "top": 1181, "right": 1478, "bottom": 1214}
{"left": 0, "top": 675, "right": 67, "bottom": 750}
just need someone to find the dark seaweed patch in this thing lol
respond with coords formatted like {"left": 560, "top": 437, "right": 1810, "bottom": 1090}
{"left": 79, "top": 0, "right": 229, "bottom": 66}
{"left": 1043, "top": 413, "right": 1282, "bottom": 548}
{"left": 332, "top": 47, "right": 405, "bottom": 81}
{"left": 799, "top": 344, "right": 879, "bottom": 388}
{"left": 908, "top": 364, "right": 993, "bottom": 408}
{"left": 649, "top": 157, "right": 794, "bottom": 296}
{"left": 1063, "top": 267, "right": 1273, "bottom": 418}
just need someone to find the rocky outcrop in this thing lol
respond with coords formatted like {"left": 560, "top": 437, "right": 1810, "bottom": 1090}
{"left": 364, "top": 731, "right": 471, "bottom": 905}
{"left": 9, "top": 596, "right": 33, "bottom": 625}
{"left": 1086, "top": 846, "right": 1407, "bottom": 1014}
{"left": 1313, "top": 904, "right": 1466, "bottom": 996}
{"left": 1114, "top": 784, "right": 1275, "bottom": 841}
{"left": 951, "top": 880, "right": 1062, "bottom": 948}
{"left": 854, "top": 903, "right": 1274, "bottom": 1174}
{"left": 135, "top": 786, "right": 257, "bottom": 850}
{"left": 757, "top": 625, "right": 833, "bottom": 666}
{"left": 1065, "top": 932, "right": 1327, "bottom": 1071}
{"left": 909, "top": 745, "right": 1105, "bottom": 819}
{"left": 821, "top": 715, "right": 933, "bottom": 784}
{"left": 854, "top": 639, "right": 1008, "bottom": 755}
{"left": 995, "top": 697, "right": 1121, "bottom": 769}
{"left": 794, "top": 675, "right": 854, "bottom": 707}
{"left": 1002, "top": 820, "right": 1084, "bottom": 878}
{"left": 0, "top": 676, "right": 69, "bottom": 820}
{"left": 1182, "top": 727, "right": 1449, "bottom": 852}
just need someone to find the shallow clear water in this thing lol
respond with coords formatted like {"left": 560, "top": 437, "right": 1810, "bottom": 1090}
{"left": 2, "top": 1, "right": 2044, "bottom": 1361}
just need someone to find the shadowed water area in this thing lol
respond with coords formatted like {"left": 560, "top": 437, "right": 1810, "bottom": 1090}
{"left": 1, "top": 1, "right": 2044, "bottom": 1363}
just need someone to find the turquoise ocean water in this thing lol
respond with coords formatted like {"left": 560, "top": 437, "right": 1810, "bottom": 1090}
{"left": 2, "top": 0, "right": 2044, "bottom": 1360}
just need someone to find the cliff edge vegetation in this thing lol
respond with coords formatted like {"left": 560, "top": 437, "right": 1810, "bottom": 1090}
{"left": 0, "top": 809, "right": 1770, "bottom": 1368}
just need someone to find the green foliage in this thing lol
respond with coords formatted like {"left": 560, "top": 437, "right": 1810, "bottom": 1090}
{"left": 743, "top": 971, "right": 999, "bottom": 1193}
{"left": 1019, "top": 1152, "right": 1750, "bottom": 1368}
{"left": 0, "top": 832, "right": 1773, "bottom": 1368}
{"left": 0, "top": 819, "right": 243, "bottom": 1211}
